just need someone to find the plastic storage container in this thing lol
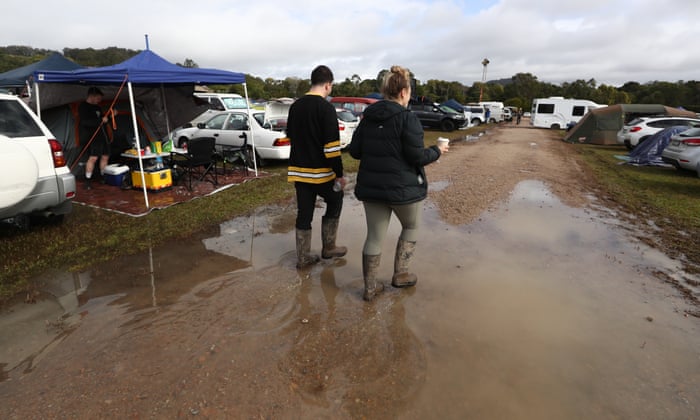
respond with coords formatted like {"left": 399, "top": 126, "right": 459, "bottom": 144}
{"left": 103, "top": 164, "right": 130, "bottom": 187}
{"left": 131, "top": 168, "right": 172, "bottom": 191}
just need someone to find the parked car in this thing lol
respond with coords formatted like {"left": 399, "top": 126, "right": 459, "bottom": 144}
{"left": 171, "top": 109, "right": 290, "bottom": 165}
{"left": 464, "top": 105, "right": 487, "bottom": 126}
{"left": 336, "top": 109, "right": 359, "bottom": 149}
{"left": 329, "top": 96, "right": 378, "bottom": 118}
{"left": 617, "top": 116, "right": 700, "bottom": 150}
{"left": 502, "top": 107, "right": 513, "bottom": 122}
{"left": 441, "top": 100, "right": 473, "bottom": 127}
{"left": 0, "top": 93, "right": 76, "bottom": 228}
{"left": 661, "top": 126, "right": 700, "bottom": 176}
{"left": 408, "top": 99, "right": 467, "bottom": 131}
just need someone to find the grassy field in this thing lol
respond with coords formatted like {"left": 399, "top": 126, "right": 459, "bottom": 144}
{"left": 576, "top": 144, "right": 700, "bottom": 272}
{"left": 2, "top": 126, "right": 698, "bottom": 302}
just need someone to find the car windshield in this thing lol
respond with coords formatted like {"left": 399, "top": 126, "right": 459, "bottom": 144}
{"left": 439, "top": 105, "right": 459, "bottom": 115}
{"left": 626, "top": 118, "right": 646, "bottom": 126}
{"left": 222, "top": 97, "right": 248, "bottom": 109}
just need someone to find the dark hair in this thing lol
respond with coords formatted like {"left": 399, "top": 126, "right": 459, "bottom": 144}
{"left": 380, "top": 66, "right": 411, "bottom": 100}
{"left": 87, "top": 86, "right": 103, "bottom": 97}
{"left": 310, "top": 65, "right": 334, "bottom": 86}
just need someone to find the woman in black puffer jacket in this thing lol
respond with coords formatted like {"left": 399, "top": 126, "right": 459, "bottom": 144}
{"left": 349, "top": 65, "right": 449, "bottom": 301}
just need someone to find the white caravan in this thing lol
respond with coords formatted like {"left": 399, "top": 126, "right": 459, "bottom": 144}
{"left": 479, "top": 101, "right": 506, "bottom": 122}
{"left": 530, "top": 97, "right": 602, "bottom": 129}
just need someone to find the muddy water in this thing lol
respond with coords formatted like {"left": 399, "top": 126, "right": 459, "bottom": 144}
{"left": 1, "top": 180, "right": 699, "bottom": 418}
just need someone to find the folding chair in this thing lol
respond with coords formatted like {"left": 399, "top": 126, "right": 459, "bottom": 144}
{"left": 215, "top": 132, "right": 253, "bottom": 176}
{"left": 171, "top": 137, "right": 218, "bottom": 190}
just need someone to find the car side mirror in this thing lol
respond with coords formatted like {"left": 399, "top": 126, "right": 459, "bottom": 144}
{"left": 197, "top": 122, "right": 206, "bottom": 129}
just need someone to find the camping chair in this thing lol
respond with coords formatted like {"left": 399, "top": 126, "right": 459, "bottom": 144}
{"left": 170, "top": 137, "right": 218, "bottom": 190}
{"left": 214, "top": 132, "right": 253, "bottom": 176}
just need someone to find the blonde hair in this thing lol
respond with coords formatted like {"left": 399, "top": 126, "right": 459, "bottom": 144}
{"left": 380, "top": 65, "right": 411, "bottom": 100}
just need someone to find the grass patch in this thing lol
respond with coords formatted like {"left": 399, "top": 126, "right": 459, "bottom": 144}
{"left": 577, "top": 144, "right": 700, "bottom": 271}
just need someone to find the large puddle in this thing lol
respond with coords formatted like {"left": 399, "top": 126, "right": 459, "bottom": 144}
{"left": 1, "top": 180, "right": 699, "bottom": 418}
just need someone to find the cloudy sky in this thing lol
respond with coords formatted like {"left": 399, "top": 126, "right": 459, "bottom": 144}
{"left": 3, "top": 0, "right": 699, "bottom": 87}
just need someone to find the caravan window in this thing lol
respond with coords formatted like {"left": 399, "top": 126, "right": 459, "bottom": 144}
{"left": 537, "top": 103, "right": 555, "bottom": 114}
{"left": 572, "top": 106, "right": 586, "bottom": 116}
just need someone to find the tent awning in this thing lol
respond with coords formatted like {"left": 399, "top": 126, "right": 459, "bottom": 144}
{"left": 33, "top": 49, "right": 245, "bottom": 86}
{"left": 0, "top": 52, "right": 83, "bottom": 88}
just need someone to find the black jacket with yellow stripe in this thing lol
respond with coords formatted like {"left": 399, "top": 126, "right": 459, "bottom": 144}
{"left": 287, "top": 93, "right": 343, "bottom": 184}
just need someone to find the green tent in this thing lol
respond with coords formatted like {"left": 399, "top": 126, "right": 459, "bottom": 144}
{"left": 563, "top": 104, "right": 698, "bottom": 145}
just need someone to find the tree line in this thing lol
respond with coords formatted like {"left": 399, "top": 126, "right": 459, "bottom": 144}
{"left": 2, "top": 46, "right": 699, "bottom": 112}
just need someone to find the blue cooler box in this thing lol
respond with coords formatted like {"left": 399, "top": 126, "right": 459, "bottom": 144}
{"left": 103, "top": 164, "right": 130, "bottom": 186}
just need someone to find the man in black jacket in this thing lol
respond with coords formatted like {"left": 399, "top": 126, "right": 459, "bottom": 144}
{"left": 287, "top": 65, "right": 347, "bottom": 268}
{"left": 79, "top": 87, "right": 109, "bottom": 189}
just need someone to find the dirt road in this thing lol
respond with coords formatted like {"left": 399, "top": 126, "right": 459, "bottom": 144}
{"left": 2, "top": 125, "right": 699, "bottom": 419}
{"left": 427, "top": 124, "right": 593, "bottom": 224}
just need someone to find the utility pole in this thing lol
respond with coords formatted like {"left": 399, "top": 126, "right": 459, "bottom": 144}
{"left": 479, "top": 58, "right": 490, "bottom": 102}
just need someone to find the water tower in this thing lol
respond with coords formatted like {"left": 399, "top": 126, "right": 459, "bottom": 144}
{"left": 479, "top": 58, "right": 490, "bottom": 102}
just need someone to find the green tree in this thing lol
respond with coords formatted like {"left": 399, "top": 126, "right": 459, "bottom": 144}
{"left": 177, "top": 58, "right": 199, "bottom": 68}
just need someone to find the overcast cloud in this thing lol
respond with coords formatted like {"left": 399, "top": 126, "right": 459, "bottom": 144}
{"left": 2, "top": 0, "right": 699, "bottom": 87}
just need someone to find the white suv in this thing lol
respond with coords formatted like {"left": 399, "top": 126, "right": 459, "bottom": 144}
{"left": 189, "top": 92, "right": 249, "bottom": 126}
{"left": 464, "top": 105, "right": 487, "bottom": 126}
{"left": 617, "top": 116, "right": 700, "bottom": 149}
{"left": 0, "top": 93, "right": 75, "bottom": 228}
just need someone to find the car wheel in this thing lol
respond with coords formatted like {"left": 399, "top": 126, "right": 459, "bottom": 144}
{"left": 697, "top": 162, "right": 700, "bottom": 179}
{"left": 440, "top": 119, "right": 455, "bottom": 132}
{"left": 12, "top": 214, "right": 31, "bottom": 230}
{"left": 551, "top": 123, "right": 561, "bottom": 129}
{"left": 471, "top": 119, "right": 481, "bottom": 126}
{"left": 178, "top": 137, "right": 189, "bottom": 148}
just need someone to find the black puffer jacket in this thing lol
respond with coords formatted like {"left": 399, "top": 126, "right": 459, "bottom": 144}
{"left": 349, "top": 100, "right": 441, "bottom": 205}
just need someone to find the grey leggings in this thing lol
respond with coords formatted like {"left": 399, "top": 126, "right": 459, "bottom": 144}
{"left": 362, "top": 201, "right": 422, "bottom": 255}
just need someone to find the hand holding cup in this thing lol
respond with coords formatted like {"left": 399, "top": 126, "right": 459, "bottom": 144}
{"left": 437, "top": 137, "right": 450, "bottom": 153}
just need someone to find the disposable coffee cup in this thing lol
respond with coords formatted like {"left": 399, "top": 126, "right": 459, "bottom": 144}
{"left": 437, "top": 137, "right": 449, "bottom": 148}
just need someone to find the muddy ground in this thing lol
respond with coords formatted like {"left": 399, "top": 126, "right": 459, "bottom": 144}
{"left": 1, "top": 124, "right": 699, "bottom": 419}
{"left": 428, "top": 124, "right": 593, "bottom": 224}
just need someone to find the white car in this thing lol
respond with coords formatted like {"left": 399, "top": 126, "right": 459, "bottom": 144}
{"left": 0, "top": 93, "right": 75, "bottom": 228}
{"left": 661, "top": 126, "right": 700, "bottom": 176}
{"left": 617, "top": 116, "right": 700, "bottom": 149}
{"left": 336, "top": 109, "right": 358, "bottom": 149}
{"left": 171, "top": 108, "right": 290, "bottom": 164}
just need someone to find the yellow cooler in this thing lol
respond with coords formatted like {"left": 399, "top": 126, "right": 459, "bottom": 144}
{"left": 131, "top": 169, "right": 172, "bottom": 191}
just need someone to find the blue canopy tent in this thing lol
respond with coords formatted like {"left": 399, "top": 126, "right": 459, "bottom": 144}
{"left": 0, "top": 52, "right": 83, "bottom": 95}
{"left": 32, "top": 47, "right": 252, "bottom": 208}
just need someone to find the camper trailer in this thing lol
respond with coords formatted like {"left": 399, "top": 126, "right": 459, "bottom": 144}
{"left": 530, "top": 97, "right": 602, "bottom": 129}
{"left": 479, "top": 101, "right": 506, "bottom": 122}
